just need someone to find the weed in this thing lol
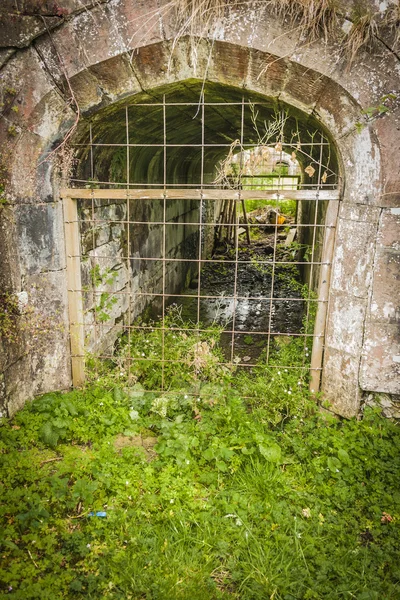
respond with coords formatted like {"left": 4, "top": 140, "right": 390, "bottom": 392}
{"left": 1, "top": 348, "right": 400, "bottom": 597}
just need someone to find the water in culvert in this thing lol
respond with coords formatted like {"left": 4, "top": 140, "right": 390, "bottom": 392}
{"left": 173, "top": 233, "right": 305, "bottom": 363}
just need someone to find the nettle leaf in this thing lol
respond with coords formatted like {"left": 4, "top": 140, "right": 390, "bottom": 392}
{"left": 327, "top": 456, "right": 341, "bottom": 472}
{"left": 338, "top": 448, "right": 351, "bottom": 465}
{"left": 259, "top": 443, "right": 282, "bottom": 463}
{"left": 203, "top": 447, "right": 215, "bottom": 461}
{"left": 216, "top": 460, "right": 228, "bottom": 472}
{"left": 241, "top": 446, "right": 255, "bottom": 455}
{"left": 40, "top": 422, "right": 60, "bottom": 448}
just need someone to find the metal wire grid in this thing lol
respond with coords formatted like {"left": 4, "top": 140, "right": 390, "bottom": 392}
{"left": 63, "top": 94, "right": 340, "bottom": 396}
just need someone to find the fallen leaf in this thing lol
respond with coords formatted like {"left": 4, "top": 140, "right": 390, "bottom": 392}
{"left": 305, "top": 164, "right": 315, "bottom": 177}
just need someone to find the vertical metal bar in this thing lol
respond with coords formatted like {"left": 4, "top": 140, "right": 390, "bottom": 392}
{"left": 125, "top": 105, "right": 132, "bottom": 383}
{"left": 229, "top": 97, "right": 245, "bottom": 363}
{"left": 302, "top": 132, "right": 324, "bottom": 367}
{"left": 91, "top": 188, "right": 98, "bottom": 375}
{"left": 64, "top": 195, "right": 85, "bottom": 386}
{"left": 89, "top": 122, "right": 94, "bottom": 181}
{"left": 309, "top": 199, "right": 339, "bottom": 393}
{"left": 265, "top": 112, "right": 285, "bottom": 364}
{"left": 162, "top": 94, "right": 167, "bottom": 391}
{"left": 196, "top": 92, "right": 205, "bottom": 326}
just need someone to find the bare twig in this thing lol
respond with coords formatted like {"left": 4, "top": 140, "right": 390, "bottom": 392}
{"left": 40, "top": 457, "right": 63, "bottom": 466}
{"left": 27, "top": 549, "right": 39, "bottom": 569}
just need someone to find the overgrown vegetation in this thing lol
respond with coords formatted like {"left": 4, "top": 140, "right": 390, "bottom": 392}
{"left": 1, "top": 315, "right": 400, "bottom": 598}
{"left": 170, "top": 0, "right": 400, "bottom": 66}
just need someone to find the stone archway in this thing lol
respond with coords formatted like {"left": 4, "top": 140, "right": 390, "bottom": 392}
{"left": 0, "top": 3, "right": 399, "bottom": 417}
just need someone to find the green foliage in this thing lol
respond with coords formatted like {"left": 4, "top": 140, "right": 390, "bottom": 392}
{"left": 1, "top": 319, "right": 400, "bottom": 598}
{"left": 355, "top": 93, "right": 397, "bottom": 132}
{"left": 243, "top": 198, "right": 297, "bottom": 217}
{"left": 0, "top": 292, "right": 20, "bottom": 342}
{"left": 2, "top": 382, "right": 400, "bottom": 598}
{"left": 87, "top": 265, "right": 118, "bottom": 323}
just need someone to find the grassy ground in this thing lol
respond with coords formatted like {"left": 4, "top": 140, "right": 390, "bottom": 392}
{"left": 1, "top": 320, "right": 400, "bottom": 599}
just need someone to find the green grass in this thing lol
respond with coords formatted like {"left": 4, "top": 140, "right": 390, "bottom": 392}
{"left": 242, "top": 198, "right": 297, "bottom": 217}
{"left": 1, "top": 321, "right": 400, "bottom": 599}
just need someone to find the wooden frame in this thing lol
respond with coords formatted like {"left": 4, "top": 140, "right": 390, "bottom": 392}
{"left": 60, "top": 188, "right": 339, "bottom": 201}
{"left": 63, "top": 195, "right": 85, "bottom": 387}
{"left": 62, "top": 187, "right": 340, "bottom": 390}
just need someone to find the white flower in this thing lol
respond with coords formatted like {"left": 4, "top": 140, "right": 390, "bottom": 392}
{"left": 141, "top": 353, "right": 145, "bottom": 357}
{"left": 99, "top": 402, "right": 104, "bottom": 406}
{"left": 125, "top": 481, "right": 129, "bottom": 486}
{"left": 184, "top": 395, "right": 188, "bottom": 399}
{"left": 170, "top": 499, "right": 175, "bottom": 504}
{"left": 287, "top": 391, "right": 291, "bottom": 395}
{"left": 87, "top": 544, "right": 91, "bottom": 548}
{"left": 185, "top": 460, "right": 190, "bottom": 465}
{"left": 236, "top": 518, "right": 243, "bottom": 526}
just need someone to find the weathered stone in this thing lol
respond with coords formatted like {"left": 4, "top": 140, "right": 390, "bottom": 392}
{"left": 363, "top": 392, "right": 400, "bottom": 419}
{"left": 0, "top": 48, "right": 16, "bottom": 68}
{"left": 321, "top": 347, "right": 361, "bottom": 419}
{"left": 16, "top": 202, "right": 65, "bottom": 275}
{"left": 330, "top": 205, "right": 378, "bottom": 299}
{"left": 0, "top": 13, "right": 61, "bottom": 49}
{"left": 2, "top": 270, "right": 70, "bottom": 416}
{"left": 360, "top": 322, "right": 400, "bottom": 395}
{"left": 1, "top": 3, "right": 400, "bottom": 418}
{"left": 325, "top": 294, "right": 367, "bottom": 356}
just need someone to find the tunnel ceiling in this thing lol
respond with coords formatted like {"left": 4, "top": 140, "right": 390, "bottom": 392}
{"left": 73, "top": 79, "right": 339, "bottom": 188}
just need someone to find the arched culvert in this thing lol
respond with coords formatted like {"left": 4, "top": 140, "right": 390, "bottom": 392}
{"left": 63, "top": 79, "right": 341, "bottom": 394}
{"left": 4, "top": 28, "right": 395, "bottom": 419}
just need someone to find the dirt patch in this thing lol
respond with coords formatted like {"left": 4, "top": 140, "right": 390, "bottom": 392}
{"left": 114, "top": 434, "right": 158, "bottom": 461}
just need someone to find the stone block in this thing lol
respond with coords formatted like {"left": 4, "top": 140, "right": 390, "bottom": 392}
{"left": 3, "top": 270, "right": 70, "bottom": 416}
{"left": 0, "top": 48, "right": 16, "bottom": 68}
{"left": 244, "top": 48, "right": 287, "bottom": 99}
{"left": 338, "top": 202, "right": 380, "bottom": 224}
{"left": 368, "top": 209, "right": 400, "bottom": 324}
{"left": 16, "top": 202, "right": 65, "bottom": 275}
{"left": 325, "top": 294, "right": 367, "bottom": 356}
{"left": 360, "top": 322, "right": 400, "bottom": 395}
{"left": 330, "top": 208, "right": 378, "bottom": 299}
{"left": 0, "top": 13, "right": 59, "bottom": 49}
{"left": 373, "top": 111, "right": 400, "bottom": 206}
{"left": 321, "top": 346, "right": 361, "bottom": 418}
{"left": 0, "top": 47, "right": 54, "bottom": 126}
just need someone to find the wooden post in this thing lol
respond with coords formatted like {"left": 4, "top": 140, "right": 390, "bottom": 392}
{"left": 240, "top": 198, "right": 251, "bottom": 245}
{"left": 63, "top": 195, "right": 85, "bottom": 387}
{"left": 309, "top": 199, "right": 340, "bottom": 395}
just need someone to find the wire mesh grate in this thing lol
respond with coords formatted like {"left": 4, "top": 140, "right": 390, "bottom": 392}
{"left": 62, "top": 92, "right": 341, "bottom": 400}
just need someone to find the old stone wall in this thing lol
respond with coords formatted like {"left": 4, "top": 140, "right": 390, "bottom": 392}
{"left": 0, "top": 0, "right": 399, "bottom": 417}
{"left": 78, "top": 196, "right": 200, "bottom": 355}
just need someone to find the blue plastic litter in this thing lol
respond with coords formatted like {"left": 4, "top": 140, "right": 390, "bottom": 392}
{"left": 88, "top": 511, "right": 107, "bottom": 518}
